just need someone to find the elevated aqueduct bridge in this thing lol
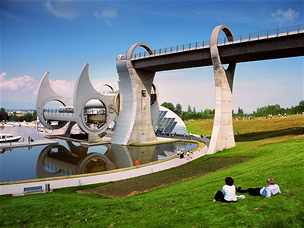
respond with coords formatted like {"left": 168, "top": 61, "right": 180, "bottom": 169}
{"left": 38, "top": 25, "right": 304, "bottom": 154}
{"left": 112, "top": 25, "right": 304, "bottom": 153}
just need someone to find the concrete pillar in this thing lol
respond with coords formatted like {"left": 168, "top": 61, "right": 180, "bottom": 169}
{"left": 208, "top": 25, "right": 236, "bottom": 154}
{"left": 112, "top": 43, "right": 157, "bottom": 145}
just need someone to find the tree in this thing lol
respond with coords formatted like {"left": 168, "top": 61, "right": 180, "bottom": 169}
{"left": 254, "top": 104, "right": 283, "bottom": 117}
{"left": 9, "top": 112, "right": 17, "bottom": 122}
{"left": 24, "top": 113, "right": 33, "bottom": 122}
{"left": 161, "top": 102, "right": 175, "bottom": 112}
{"left": 32, "top": 111, "right": 37, "bottom": 121}
{"left": 0, "top": 108, "right": 8, "bottom": 121}
{"left": 296, "top": 100, "right": 304, "bottom": 113}
{"left": 237, "top": 107, "right": 244, "bottom": 116}
{"left": 175, "top": 103, "right": 182, "bottom": 116}
{"left": 187, "top": 105, "right": 192, "bottom": 113}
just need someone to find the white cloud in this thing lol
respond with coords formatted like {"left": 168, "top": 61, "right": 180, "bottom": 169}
{"left": 0, "top": 72, "right": 37, "bottom": 95}
{"left": 0, "top": 72, "right": 118, "bottom": 108}
{"left": 48, "top": 79, "right": 75, "bottom": 97}
{"left": 45, "top": 0, "right": 78, "bottom": 20}
{"left": 272, "top": 8, "right": 299, "bottom": 23}
{"left": 0, "top": 73, "right": 39, "bottom": 108}
{"left": 94, "top": 8, "right": 118, "bottom": 19}
{"left": 94, "top": 8, "right": 118, "bottom": 26}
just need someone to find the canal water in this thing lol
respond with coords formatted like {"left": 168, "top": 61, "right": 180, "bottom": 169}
{"left": 0, "top": 126, "right": 198, "bottom": 182}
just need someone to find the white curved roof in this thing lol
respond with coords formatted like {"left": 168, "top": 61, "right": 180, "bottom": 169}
{"left": 158, "top": 106, "right": 187, "bottom": 135}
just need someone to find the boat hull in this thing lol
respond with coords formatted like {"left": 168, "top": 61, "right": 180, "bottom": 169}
{"left": 0, "top": 136, "right": 22, "bottom": 143}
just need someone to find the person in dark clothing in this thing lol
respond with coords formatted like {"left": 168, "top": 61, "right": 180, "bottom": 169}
{"left": 177, "top": 151, "right": 184, "bottom": 159}
{"left": 236, "top": 187, "right": 261, "bottom": 196}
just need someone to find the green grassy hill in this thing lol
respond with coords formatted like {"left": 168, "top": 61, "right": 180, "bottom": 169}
{"left": 186, "top": 114, "right": 304, "bottom": 136}
{"left": 0, "top": 116, "right": 303, "bottom": 227}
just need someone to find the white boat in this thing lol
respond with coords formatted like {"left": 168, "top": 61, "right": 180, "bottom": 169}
{"left": 0, "top": 133, "right": 22, "bottom": 143}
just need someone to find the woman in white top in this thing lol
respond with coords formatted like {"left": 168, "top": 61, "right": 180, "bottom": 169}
{"left": 237, "top": 177, "right": 281, "bottom": 198}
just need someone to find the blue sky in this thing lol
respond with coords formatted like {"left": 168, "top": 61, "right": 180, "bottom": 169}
{"left": 0, "top": 0, "right": 303, "bottom": 112}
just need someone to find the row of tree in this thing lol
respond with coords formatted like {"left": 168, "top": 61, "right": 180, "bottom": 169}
{"left": 161, "top": 100, "right": 304, "bottom": 120}
{"left": 0, "top": 108, "right": 37, "bottom": 122}
{"left": 161, "top": 102, "right": 215, "bottom": 120}
{"left": 1, "top": 100, "right": 303, "bottom": 122}
{"left": 252, "top": 101, "right": 304, "bottom": 117}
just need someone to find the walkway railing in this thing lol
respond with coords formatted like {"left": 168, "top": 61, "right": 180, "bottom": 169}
{"left": 128, "top": 24, "right": 304, "bottom": 60}
{"left": 43, "top": 109, "right": 74, "bottom": 118}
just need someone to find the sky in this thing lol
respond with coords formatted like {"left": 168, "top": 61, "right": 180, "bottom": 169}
{"left": 0, "top": 0, "right": 303, "bottom": 112}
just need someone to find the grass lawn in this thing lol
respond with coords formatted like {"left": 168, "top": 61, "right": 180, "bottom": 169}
{"left": 186, "top": 114, "right": 304, "bottom": 137}
{"left": 0, "top": 117, "right": 303, "bottom": 227}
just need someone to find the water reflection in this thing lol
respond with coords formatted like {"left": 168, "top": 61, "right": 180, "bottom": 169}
{"left": 0, "top": 125, "right": 198, "bottom": 181}
{"left": 36, "top": 142, "right": 115, "bottom": 178}
{"left": 36, "top": 141, "right": 197, "bottom": 179}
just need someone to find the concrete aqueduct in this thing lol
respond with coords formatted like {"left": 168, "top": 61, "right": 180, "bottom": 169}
{"left": 37, "top": 24, "right": 304, "bottom": 154}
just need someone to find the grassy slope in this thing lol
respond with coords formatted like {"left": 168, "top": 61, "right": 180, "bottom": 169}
{"left": 186, "top": 114, "right": 304, "bottom": 136}
{"left": 0, "top": 118, "right": 304, "bottom": 227}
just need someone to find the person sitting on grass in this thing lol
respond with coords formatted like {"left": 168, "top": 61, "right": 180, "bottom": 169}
{"left": 236, "top": 177, "right": 281, "bottom": 198}
{"left": 214, "top": 177, "right": 245, "bottom": 202}
{"left": 186, "top": 151, "right": 192, "bottom": 160}
{"left": 177, "top": 151, "right": 184, "bottom": 159}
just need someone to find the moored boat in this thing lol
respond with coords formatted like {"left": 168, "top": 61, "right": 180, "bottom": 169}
{"left": 0, "top": 133, "right": 22, "bottom": 143}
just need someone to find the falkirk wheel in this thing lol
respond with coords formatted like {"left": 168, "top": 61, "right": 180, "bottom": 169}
{"left": 36, "top": 24, "right": 237, "bottom": 153}
{"left": 36, "top": 64, "right": 119, "bottom": 142}
{"left": 36, "top": 64, "right": 180, "bottom": 143}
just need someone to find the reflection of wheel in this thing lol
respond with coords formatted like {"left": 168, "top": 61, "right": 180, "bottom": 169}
{"left": 37, "top": 143, "right": 89, "bottom": 178}
{"left": 79, "top": 153, "right": 116, "bottom": 174}
{"left": 37, "top": 144, "right": 116, "bottom": 177}
{"left": 36, "top": 145, "right": 66, "bottom": 177}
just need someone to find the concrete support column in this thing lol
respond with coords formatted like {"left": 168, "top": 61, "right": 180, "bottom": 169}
{"left": 208, "top": 25, "right": 236, "bottom": 154}
{"left": 112, "top": 43, "right": 157, "bottom": 145}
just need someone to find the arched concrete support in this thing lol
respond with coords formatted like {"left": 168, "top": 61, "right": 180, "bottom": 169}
{"left": 151, "top": 84, "right": 160, "bottom": 130}
{"left": 73, "top": 64, "right": 116, "bottom": 141}
{"left": 36, "top": 72, "right": 72, "bottom": 130}
{"left": 208, "top": 25, "right": 236, "bottom": 154}
{"left": 112, "top": 42, "right": 157, "bottom": 145}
